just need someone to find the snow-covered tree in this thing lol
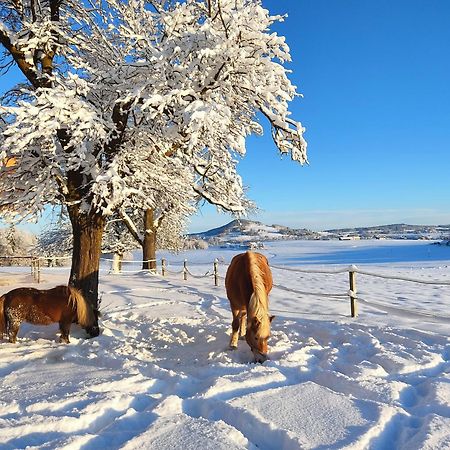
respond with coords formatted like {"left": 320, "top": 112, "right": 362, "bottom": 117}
{"left": 36, "top": 213, "right": 138, "bottom": 258}
{"left": 183, "top": 237, "right": 209, "bottom": 250}
{"left": 37, "top": 209, "right": 189, "bottom": 272}
{"left": 36, "top": 220, "right": 72, "bottom": 257}
{"left": 156, "top": 209, "right": 191, "bottom": 252}
{"left": 116, "top": 141, "right": 197, "bottom": 269}
{"left": 0, "top": 0, "right": 307, "bottom": 308}
{"left": 0, "top": 225, "right": 36, "bottom": 260}
{"left": 101, "top": 217, "right": 139, "bottom": 273}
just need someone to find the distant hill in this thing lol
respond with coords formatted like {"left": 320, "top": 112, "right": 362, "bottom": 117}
{"left": 190, "top": 219, "right": 320, "bottom": 247}
{"left": 323, "top": 223, "right": 450, "bottom": 240}
{"left": 190, "top": 220, "right": 450, "bottom": 247}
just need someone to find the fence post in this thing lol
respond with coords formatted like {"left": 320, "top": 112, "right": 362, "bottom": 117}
{"left": 37, "top": 257, "right": 41, "bottom": 284}
{"left": 31, "top": 258, "right": 35, "bottom": 279}
{"left": 214, "top": 259, "right": 219, "bottom": 286}
{"left": 161, "top": 258, "right": 166, "bottom": 276}
{"left": 349, "top": 269, "right": 357, "bottom": 317}
{"left": 183, "top": 259, "right": 187, "bottom": 281}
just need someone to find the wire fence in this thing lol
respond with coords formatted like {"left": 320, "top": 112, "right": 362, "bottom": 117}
{"left": 3, "top": 253, "right": 450, "bottom": 321}
{"left": 154, "top": 258, "right": 450, "bottom": 320}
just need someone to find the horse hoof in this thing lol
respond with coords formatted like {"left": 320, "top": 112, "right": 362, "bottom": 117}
{"left": 254, "top": 356, "right": 267, "bottom": 364}
{"left": 229, "top": 345, "right": 238, "bottom": 350}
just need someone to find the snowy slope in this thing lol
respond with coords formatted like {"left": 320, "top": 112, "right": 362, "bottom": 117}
{"left": 190, "top": 219, "right": 319, "bottom": 245}
{"left": 1, "top": 240, "right": 450, "bottom": 449}
{"left": 191, "top": 220, "right": 450, "bottom": 245}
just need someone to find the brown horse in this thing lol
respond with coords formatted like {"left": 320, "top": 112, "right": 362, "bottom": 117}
{"left": 225, "top": 251, "right": 274, "bottom": 363}
{"left": 0, "top": 295, "right": 4, "bottom": 340}
{"left": 0, "top": 285, "right": 100, "bottom": 343}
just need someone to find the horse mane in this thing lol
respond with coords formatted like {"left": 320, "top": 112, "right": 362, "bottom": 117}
{"left": 66, "top": 286, "right": 95, "bottom": 327}
{"left": 0, "top": 295, "right": 5, "bottom": 337}
{"left": 247, "top": 252, "right": 270, "bottom": 335}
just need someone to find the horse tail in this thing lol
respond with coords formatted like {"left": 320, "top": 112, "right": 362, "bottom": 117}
{"left": 247, "top": 252, "right": 269, "bottom": 322}
{"left": 68, "top": 287, "right": 95, "bottom": 327}
{"left": 0, "top": 295, "right": 6, "bottom": 337}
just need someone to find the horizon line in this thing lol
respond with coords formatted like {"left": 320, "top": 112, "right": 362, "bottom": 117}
{"left": 189, "top": 218, "right": 450, "bottom": 234}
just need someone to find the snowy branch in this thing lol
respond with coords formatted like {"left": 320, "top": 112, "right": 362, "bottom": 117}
{"left": 0, "top": 0, "right": 307, "bottom": 227}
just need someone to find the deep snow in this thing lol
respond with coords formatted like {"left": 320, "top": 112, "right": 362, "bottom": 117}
{"left": 1, "top": 240, "right": 450, "bottom": 449}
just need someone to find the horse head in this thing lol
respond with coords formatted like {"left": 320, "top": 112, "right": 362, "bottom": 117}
{"left": 246, "top": 315, "right": 275, "bottom": 363}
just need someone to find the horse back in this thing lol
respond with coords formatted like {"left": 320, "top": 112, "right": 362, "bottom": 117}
{"left": 225, "top": 251, "right": 272, "bottom": 309}
{"left": 4, "top": 286, "right": 74, "bottom": 322}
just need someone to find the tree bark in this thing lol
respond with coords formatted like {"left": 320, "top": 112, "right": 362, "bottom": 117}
{"left": 142, "top": 208, "right": 157, "bottom": 271}
{"left": 67, "top": 204, "right": 105, "bottom": 310}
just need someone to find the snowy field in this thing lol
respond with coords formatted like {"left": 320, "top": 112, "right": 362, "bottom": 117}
{"left": 1, "top": 240, "right": 450, "bottom": 449}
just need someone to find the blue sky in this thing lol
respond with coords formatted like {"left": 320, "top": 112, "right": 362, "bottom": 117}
{"left": 2, "top": 0, "right": 450, "bottom": 233}
{"left": 192, "top": 0, "right": 450, "bottom": 231}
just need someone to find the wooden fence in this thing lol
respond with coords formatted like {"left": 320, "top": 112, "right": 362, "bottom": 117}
{"left": 3, "top": 255, "right": 450, "bottom": 320}
{"left": 0, "top": 256, "right": 40, "bottom": 283}
{"left": 159, "top": 259, "right": 450, "bottom": 319}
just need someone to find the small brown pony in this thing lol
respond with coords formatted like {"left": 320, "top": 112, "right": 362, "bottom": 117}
{"left": 0, "top": 285, "right": 100, "bottom": 343}
{"left": 225, "top": 251, "right": 274, "bottom": 363}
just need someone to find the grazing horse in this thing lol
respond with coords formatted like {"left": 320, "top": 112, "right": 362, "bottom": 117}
{"left": 225, "top": 251, "right": 274, "bottom": 363}
{"left": 0, "top": 285, "right": 100, "bottom": 343}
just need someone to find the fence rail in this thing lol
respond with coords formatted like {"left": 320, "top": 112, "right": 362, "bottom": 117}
{"left": 4, "top": 254, "right": 449, "bottom": 320}
{"left": 154, "top": 258, "right": 450, "bottom": 319}
{"left": 0, "top": 256, "right": 41, "bottom": 282}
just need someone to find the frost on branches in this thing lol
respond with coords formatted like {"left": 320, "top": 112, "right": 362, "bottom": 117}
{"left": 0, "top": 0, "right": 307, "bottom": 306}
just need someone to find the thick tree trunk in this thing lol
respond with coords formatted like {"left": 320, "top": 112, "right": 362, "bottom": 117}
{"left": 67, "top": 205, "right": 105, "bottom": 310}
{"left": 142, "top": 208, "right": 157, "bottom": 271}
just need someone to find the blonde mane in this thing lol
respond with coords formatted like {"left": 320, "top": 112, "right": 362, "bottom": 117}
{"left": 247, "top": 252, "right": 270, "bottom": 335}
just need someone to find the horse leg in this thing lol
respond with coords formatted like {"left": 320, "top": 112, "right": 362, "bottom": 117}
{"left": 59, "top": 320, "right": 71, "bottom": 344}
{"left": 238, "top": 311, "right": 247, "bottom": 339}
{"left": 230, "top": 308, "right": 241, "bottom": 349}
{"left": 7, "top": 320, "right": 20, "bottom": 344}
{"left": 5, "top": 308, "right": 20, "bottom": 343}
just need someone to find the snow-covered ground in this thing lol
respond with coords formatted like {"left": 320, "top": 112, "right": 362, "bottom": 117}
{"left": 1, "top": 240, "right": 450, "bottom": 449}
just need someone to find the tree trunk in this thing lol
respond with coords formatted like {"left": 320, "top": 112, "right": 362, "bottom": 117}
{"left": 67, "top": 205, "right": 105, "bottom": 310}
{"left": 142, "top": 208, "right": 157, "bottom": 271}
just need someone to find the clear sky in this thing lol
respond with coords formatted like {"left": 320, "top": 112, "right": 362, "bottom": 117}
{"left": 1, "top": 0, "right": 450, "bottom": 234}
{"left": 192, "top": 0, "right": 450, "bottom": 231}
